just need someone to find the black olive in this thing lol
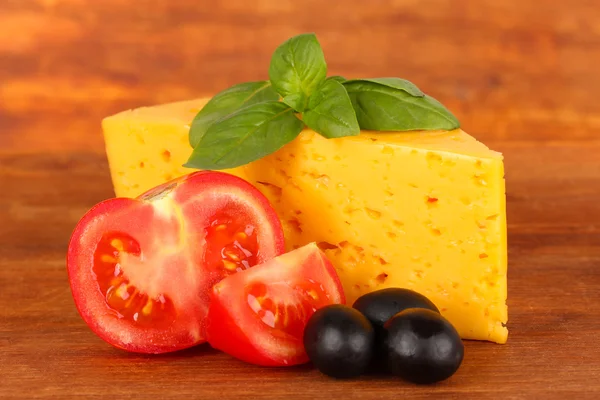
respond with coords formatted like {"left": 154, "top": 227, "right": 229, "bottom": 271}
{"left": 384, "top": 308, "right": 464, "bottom": 384}
{"left": 352, "top": 288, "right": 439, "bottom": 343}
{"left": 303, "top": 304, "right": 375, "bottom": 379}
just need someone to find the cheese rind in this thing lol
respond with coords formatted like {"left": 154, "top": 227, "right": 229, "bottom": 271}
{"left": 103, "top": 98, "right": 508, "bottom": 343}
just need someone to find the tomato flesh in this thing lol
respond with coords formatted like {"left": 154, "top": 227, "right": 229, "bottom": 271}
{"left": 246, "top": 280, "right": 331, "bottom": 340}
{"left": 205, "top": 243, "right": 345, "bottom": 366}
{"left": 204, "top": 212, "right": 258, "bottom": 274}
{"left": 68, "top": 171, "right": 285, "bottom": 354}
{"left": 92, "top": 232, "right": 177, "bottom": 329}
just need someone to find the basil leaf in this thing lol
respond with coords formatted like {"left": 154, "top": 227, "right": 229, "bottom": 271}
{"left": 326, "top": 75, "right": 346, "bottom": 84}
{"left": 281, "top": 93, "right": 307, "bottom": 113}
{"left": 344, "top": 80, "right": 460, "bottom": 131}
{"left": 268, "top": 33, "right": 327, "bottom": 112}
{"left": 302, "top": 79, "right": 359, "bottom": 138}
{"left": 189, "top": 81, "right": 279, "bottom": 148}
{"left": 185, "top": 101, "right": 304, "bottom": 170}
{"left": 345, "top": 78, "right": 424, "bottom": 97}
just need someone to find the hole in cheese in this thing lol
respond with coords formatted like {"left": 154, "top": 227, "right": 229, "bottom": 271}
{"left": 256, "top": 181, "right": 283, "bottom": 200}
{"left": 306, "top": 172, "right": 330, "bottom": 187}
{"left": 287, "top": 218, "right": 302, "bottom": 234}
{"left": 382, "top": 146, "right": 394, "bottom": 155}
{"left": 343, "top": 206, "right": 361, "bottom": 215}
{"left": 365, "top": 208, "right": 382, "bottom": 220}
{"left": 473, "top": 174, "right": 487, "bottom": 186}
{"left": 376, "top": 256, "right": 388, "bottom": 265}
{"left": 426, "top": 196, "right": 439, "bottom": 208}
{"left": 392, "top": 220, "right": 404, "bottom": 228}
{"left": 375, "top": 273, "right": 388, "bottom": 284}
{"left": 317, "top": 242, "right": 339, "bottom": 251}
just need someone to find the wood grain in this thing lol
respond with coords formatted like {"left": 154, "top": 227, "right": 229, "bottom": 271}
{"left": 2, "top": 0, "right": 600, "bottom": 153}
{"left": 1, "top": 0, "right": 600, "bottom": 398}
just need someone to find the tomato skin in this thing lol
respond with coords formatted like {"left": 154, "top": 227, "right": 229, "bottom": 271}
{"left": 205, "top": 243, "right": 345, "bottom": 366}
{"left": 68, "top": 198, "right": 165, "bottom": 353}
{"left": 203, "top": 292, "right": 272, "bottom": 364}
{"left": 67, "top": 171, "right": 285, "bottom": 354}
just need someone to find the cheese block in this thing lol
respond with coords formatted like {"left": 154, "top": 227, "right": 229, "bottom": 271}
{"left": 102, "top": 98, "right": 508, "bottom": 343}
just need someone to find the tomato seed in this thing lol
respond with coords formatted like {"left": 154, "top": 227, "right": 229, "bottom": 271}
{"left": 101, "top": 254, "right": 117, "bottom": 263}
{"left": 223, "top": 249, "right": 242, "bottom": 262}
{"left": 142, "top": 300, "right": 153, "bottom": 315}
{"left": 234, "top": 232, "right": 248, "bottom": 241}
{"left": 223, "top": 260, "right": 238, "bottom": 271}
{"left": 116, "top": 283, "right": 129, "bottom": 300}
{"left": 110, "top": 239, "right": 124, "bottom": 251}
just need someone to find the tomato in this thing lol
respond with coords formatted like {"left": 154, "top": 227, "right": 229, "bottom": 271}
{"left": 67, "top": 171, "right": 285, "bottom": 354}
{"left": 205, "top": 243, "right": 345, "bottom": 366}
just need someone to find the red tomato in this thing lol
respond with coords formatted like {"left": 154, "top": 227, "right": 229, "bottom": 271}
{"left": 67, "top": 171, "right": 285, "bottom": 354}
{"left": 205, "top": 243, "right": 345, "bottom": 366}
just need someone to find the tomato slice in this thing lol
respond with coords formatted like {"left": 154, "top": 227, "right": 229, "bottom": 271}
{"left": 205, "top": 243, "right": 345, "bottom": 366}
{"left": 67, "top": 171, "right": 285, "bottom": 354}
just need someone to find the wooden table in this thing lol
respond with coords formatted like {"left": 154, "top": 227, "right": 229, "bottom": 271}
{"left": 2, "top": 1, "right": 599, "bottom": 398}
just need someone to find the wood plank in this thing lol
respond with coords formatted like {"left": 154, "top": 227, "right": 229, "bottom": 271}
{"left": 2, "top": 0, "right": 600, "bottom": 153}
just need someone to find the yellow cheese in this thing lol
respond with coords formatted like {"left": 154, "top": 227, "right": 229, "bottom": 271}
{"left": 102, "top": 98, "right": 508, "bottom": 343}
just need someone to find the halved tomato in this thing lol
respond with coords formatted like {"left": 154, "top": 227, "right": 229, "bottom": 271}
{"left": 67, "top": 171, "right": 285, "bottom": 354}
{"left": 205, "top": 243, "right": 345, "bottom": 366}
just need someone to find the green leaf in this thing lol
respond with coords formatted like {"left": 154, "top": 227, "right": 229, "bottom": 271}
{"left": 343, "top": 80, "right": 460, "bottom": 131}
{"left": 302, "top": 79, "right": 360, "bottom": 138}
{"left": 281, "top": 93, "right": 306, "bottom": 112}
{"left": 345, "top": 78, "right": 424, "bottom": 97}
{"left": 189, "top": 81, "right": 279, "bottom": 148}
{"left": 268, "top": 33, "right": 327, "bottom": 112}
{"left": 326, "top": 75, "right": 346, "bottom": 84}
{"left": 185, "top": 101, "right": 304, "bottom": 170}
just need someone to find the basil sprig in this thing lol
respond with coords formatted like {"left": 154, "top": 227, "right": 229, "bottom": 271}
{"left": 188, "top": 81, "right": 279, "bottom": 148}
{"left": 186, "top": 33, "right": 460, "bottom": 170}
{"left": 268, "top": 33, "right": 327, "bottom": 112}
{"left": 185, "top": 101, "right": 303, "bottom": 170}
{"left": 303, "top": 79, "right": 359, "bottom": 138}
{"left": 343, "top": 78, "right": 459, "bottom": 131}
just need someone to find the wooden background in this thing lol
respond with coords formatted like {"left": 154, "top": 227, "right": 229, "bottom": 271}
{"left": 1, "top": 0, "right": 600, "bottom": 398}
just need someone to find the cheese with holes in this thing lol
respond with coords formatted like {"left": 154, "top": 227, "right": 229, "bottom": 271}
{"left": 102, "top": 98, "right": 508, "bottom": 343}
